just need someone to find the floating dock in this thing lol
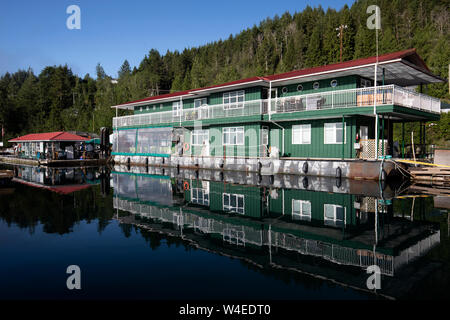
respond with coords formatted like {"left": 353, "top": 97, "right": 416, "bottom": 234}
{"left": 0, "top": 169, "right": 14, "bottom": 186}
{"left": 0, "top": 155, "right": 108, "bottom": 167}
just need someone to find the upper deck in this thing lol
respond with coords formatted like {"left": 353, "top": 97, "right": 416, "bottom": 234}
{"left": 113, "top": 84, "right": 441, "bottom": 129}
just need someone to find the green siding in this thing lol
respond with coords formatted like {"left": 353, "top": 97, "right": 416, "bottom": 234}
{"left": 269, "top": 189, "right": 356, "bottom": 227}
{"left": 276, "top": 75, "right": 358, "bottom": 98}
{"left": 282, "top": 118, "right": 356, "bottom": 158}
{"left": 209, "top": 87, "right": 262, "bottom": 105}
{"left": 209, "top": 182, "right": 263, "bottom": 218}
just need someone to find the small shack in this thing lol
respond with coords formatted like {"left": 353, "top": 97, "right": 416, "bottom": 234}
{"left": 8, "top": 132, "right": 89, "bottom": 160}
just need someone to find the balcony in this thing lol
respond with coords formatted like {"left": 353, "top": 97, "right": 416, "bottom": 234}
{"left": 113, "top": 85, "right": 441, "bottom": 128}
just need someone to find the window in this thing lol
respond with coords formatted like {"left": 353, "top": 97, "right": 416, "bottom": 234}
{"left": 223, "top": 90, "right": 245, "bottom": 109}
{"left": 172, "top": 101, "right": 181, "bottom": 116}
{"left": 146, "top": 106, "right": 149, "bottom": 111}
{"left": 297, "top": 84, "right": 303, "bottom": 92}
{"left": 324, "top": 204, "right": 346, "bottom": 227}
{"left": 191, "top": 188, "right": 209, "bottom": 206}
{"left": 292, "top": 124, "right": 311, "bottom": 145}
{"left": 194, "top": 98, "right": 208, "bottom": 108}
{"left": 191, "top": 129, "right": 209, "bottom": 146}
{"left": 292, "top": 200, "right": 311, "bottom": 221}
{"left": 282, "top": 87, "right": 288, "bottom": 94}
{"left": 313, "top": 82, "right": 320, "bottom": 90}
{"left": 223, "top": 127, "right": 244, "bottom": 145}
{"left": 223, "top": 193, "right": 245, "bottom": 214}
{"left": 153, "top": 106, "right": 156, "bottom": 110}
{"left": 361, "top": 79, "right": 372, "bottom": 88}
{"left": 324, "top": 122, "right": 346, "bottom": 144}
{"left": 330, "top": 79, "right": 338, "bottom": 87}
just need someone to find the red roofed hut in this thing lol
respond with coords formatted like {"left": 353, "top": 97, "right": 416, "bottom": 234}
{"left": 9, "top": 132, "right": 89, "bottom": 160}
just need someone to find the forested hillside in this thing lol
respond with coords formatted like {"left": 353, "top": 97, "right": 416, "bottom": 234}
{"left": 0, "top": 0, "right": 449, "bottom": 146}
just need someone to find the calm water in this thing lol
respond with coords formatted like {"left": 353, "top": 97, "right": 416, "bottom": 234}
{"left": 1, "top": 164, "right": 449, "bottom": 300}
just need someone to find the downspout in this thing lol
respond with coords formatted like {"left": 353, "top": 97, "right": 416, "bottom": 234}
{"left": 267, "top": 80, "right": 285, "bottom": 157}
{"left": 268, "top": 81, "right": 272, "bottom": 121}
{"left": 179, "top": 96, "right": 183, "bottom": 127}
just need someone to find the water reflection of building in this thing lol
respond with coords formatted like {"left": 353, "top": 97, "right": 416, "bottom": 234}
{"left": 12, "top": 165, "right": 102, "bottom": 194}
{"left": 112, "top": 169, "right": 440, "bottom": 298}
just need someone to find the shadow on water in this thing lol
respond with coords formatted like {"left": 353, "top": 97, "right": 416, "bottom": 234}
{"left": 0, "top": 162, "right": 449, "bottom": 300}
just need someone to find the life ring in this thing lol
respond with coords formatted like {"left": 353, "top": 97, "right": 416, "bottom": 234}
{"left": 183, "top": 181, "right": 189, "bottom": 191}
{"left": 183, "top": 143, "right": 190, "bottom": 152}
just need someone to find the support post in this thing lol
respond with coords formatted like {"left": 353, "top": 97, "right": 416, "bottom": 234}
{"left": 375, "top": 114, "right": 380, "bottom": 160}
{"left": 342, "top": 116, "right": 345, "bottom": 160}
{"left": 268, "top": 82, "right": 272, "bottom": 121}
{"left": 402, "top": 122, "right": 405, "bottom": 159}
{"left": 381, "top": 115, "right": 385, "bottom": 157}
{"left": 423, "top": 122, "right": 427, "bottom": 158}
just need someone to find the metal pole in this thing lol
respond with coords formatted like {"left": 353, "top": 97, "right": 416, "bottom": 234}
{"left": 342, "top": 116, "right": 345, "bottom": 160}
{"left": 402, "top": 122, "right": 405, "bottom": 159}
{"left": 268, "top": 81, "right": 272, "bottom": 121}
{"left": 381, "top": 115, "right": 384, "bottom": 157}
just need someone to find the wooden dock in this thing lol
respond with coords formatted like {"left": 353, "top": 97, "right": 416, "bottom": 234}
{"left": 0, "top": 155, "right": 108, "bottom": 167}
{"left": 409, "top": 167, "right": 450, "bottom": 187}
{"left": 0, "top": 170, "right": 14, "bottom": 186}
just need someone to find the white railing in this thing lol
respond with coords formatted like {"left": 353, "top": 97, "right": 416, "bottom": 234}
{"left": 113, "top": 85, "right": 441, "bottom": 128}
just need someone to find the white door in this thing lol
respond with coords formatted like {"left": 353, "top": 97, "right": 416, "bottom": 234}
{"left": 360, "top": 126, "right": 368, "bottom": 140}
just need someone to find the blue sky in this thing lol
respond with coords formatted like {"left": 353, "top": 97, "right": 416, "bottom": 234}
{"left": 0, "top": 0, "right": 355, "bottom": 78}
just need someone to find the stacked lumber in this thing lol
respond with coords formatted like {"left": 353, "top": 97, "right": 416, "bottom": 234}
{"left": 409, "top": 167, "right": 450, "bottom": 187}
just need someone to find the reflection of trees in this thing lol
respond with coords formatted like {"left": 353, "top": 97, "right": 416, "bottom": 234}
{"left": 119, "top": 223, "right": 133, "bottom": 238}
{"left": 0, "top": 182, "right": 115, "bottom": 235}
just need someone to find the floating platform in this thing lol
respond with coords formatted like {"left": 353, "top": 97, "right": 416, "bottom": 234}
{"left": 408, "top": 167, "right": 450, "bottom": 187}
{"left": 112, "top": 154, "right": 398, "bottom": 181}
{"left": 0, "top": 155, "right": 108, "bottom": 167}
{"left": 0, "top": 169, "right": 14, "bottom": 186}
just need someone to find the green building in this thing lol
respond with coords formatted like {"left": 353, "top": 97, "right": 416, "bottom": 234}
{"left": 111, "top": 49, "right": 445, "bottom": 179}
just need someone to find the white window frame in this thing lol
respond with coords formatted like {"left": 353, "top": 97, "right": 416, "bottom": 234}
{"left": 191, "top": 187, "right": 209, "bottom": 206}
{"left": 223, "top": 90, "right": 245, "bottom": 110}
{"left": 361, "top": 79, "right": 372, "bottom": 88}
{"left": 313, "top": 82, "right": 320, "bottom": 90}
{"left": 323, "top": 204, "right": 346, "bottom": 227}
{"left": 191, "top": 129, "right": 209, "bottom": 146}
{"left": 194, "top": 98, "right": 208, "bottom": 108}
{"left": 223, "top": 127, "right": 244, "bottom": 146}
{"left": 324, "top": 122, "right": 346, "bottom": 145}
{"left": 172, "top": 101, "right": 181, "bottom": 116}
{"left": 292, "top": 124, "right": 311, "bottom": 145}
{"left": 223, "top": 193, "right": 245, "bottom": 214}
{"left": 292, "top": 200, "right": 312, "bottom": 221}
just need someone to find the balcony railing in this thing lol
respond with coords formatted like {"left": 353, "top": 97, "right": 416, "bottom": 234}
{"left": 113, "top": 85, "right": 441, "bottom": 128}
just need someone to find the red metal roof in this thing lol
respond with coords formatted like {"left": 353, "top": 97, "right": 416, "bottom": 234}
{"left": 265, "top": 48, "right": 429, "bottom": 81}
{"left": 13, "top": 179, "right": 92, "bottom": 194}
{"left": 9, "top": 132, "right": 89, "bottom": 142}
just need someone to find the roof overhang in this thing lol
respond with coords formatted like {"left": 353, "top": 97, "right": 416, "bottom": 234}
{"left": 270, "top": 60, "right": 445, "bottom": 87}
{"left": 9, "top": 139, "right": 86, "bottom": 143}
